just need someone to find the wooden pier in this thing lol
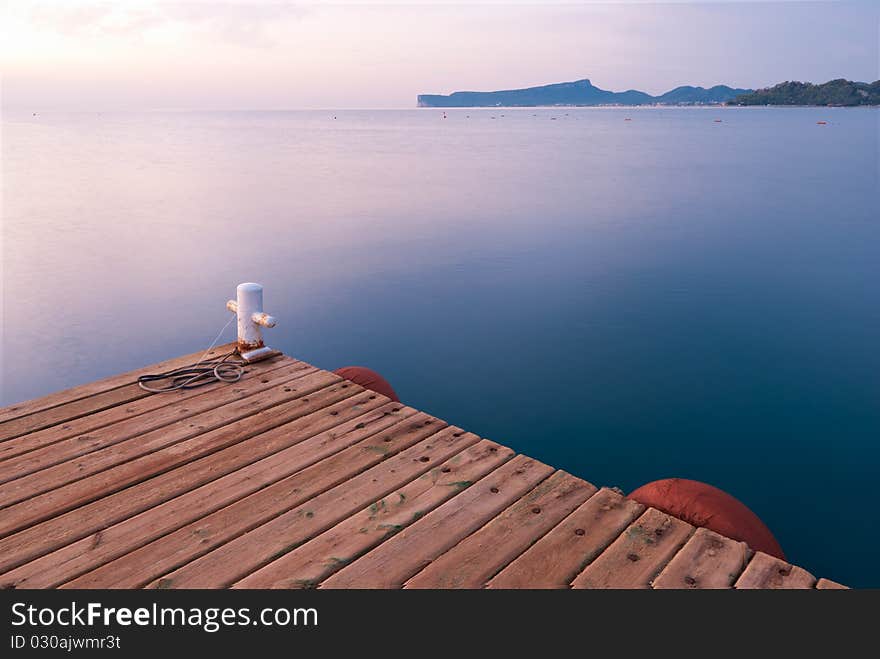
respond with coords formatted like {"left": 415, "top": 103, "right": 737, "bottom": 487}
{"left": 0, "top": 347, "right": 845, "bottom": 589}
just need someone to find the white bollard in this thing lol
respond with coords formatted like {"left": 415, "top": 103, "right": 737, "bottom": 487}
{"left": 226, "top": 282, "right": 277, "bottom": 353}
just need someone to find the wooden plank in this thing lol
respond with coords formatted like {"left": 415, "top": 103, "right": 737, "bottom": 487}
{"left": 571, "top": 507, "right": 694, "bottom": 589}
{"left": 735, "top": 552, "right": 816, "bottom": 589}
{"left": 0, "top": 372, "right": 350, "bottom": 538}
{"left": 233, "top": 439, "right": 514, "bottom": 589}
{"left": 0, "top": 355, "right": 293, "bottom": 462}
{"left": 0, "top": 343, "right": 238, "bottom": 425}
{"left": 0, "top": 390, "right": 401, "bottom": 577}
{"left": 0, "top": 366, "right": 334, "bottom": 511}
{"left": 405, "top": 470, "right": 595, "bottom": 588}
{"left": 320, "top": 455, "right": 555, "bottom": 589}
{"left": 652, "top": 527, "right": 751, "bottom": 589}
{"left": 0, "top": 347, "right": 279, "bottom": 443}
{"left": 0, "top": 385, "right": 187, "bottom": 443}
{"left": 142, "top": 425, "right": 485, "bottom": 590}
{"left": 815, "top": 578, "right": 848, "bottom": 590}
{"left": 0, "top": 399, "right": 409, "bottom": 588}
{"left": 0, "top": 345, "right": 837, "bottom": 591}
{"left": 0, "top": 357, "right": 303, "bottom": 477}
{"left": 63, "top": 412, "right": 452, "bottom": 588}
{"left": 488, "top": 487, "right": 644, "bottom": 589}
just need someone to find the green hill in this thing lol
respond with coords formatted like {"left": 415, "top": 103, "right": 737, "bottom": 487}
{"left": 728, "top": 79, "right": 880, "bottom": 106}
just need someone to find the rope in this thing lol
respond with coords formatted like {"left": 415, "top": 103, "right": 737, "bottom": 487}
{"left": 137, "top": 315, "right": 245, "bottom": 393}
{"left": 136, "top": 351, "right": 244, "bottom": 392}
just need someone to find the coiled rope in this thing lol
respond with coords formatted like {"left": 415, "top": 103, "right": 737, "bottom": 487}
{"left": 137, "top": 315, "right": 245, "bottom": 393}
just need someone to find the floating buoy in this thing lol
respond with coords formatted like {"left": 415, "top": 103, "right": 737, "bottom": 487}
{"left": 628, "top": 478, "right": 785, "bottom": 559}
{"left": 333, "top": 366, "right": 399, "bottom": 402}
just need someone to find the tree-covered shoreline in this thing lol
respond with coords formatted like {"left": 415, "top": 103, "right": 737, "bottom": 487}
{"left": 728, "top": 79, "right": 880, "bottom": 106}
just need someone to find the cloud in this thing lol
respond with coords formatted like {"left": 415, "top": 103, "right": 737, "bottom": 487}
{"left": 25, "top": 2, "right": 164, "bottom": 37}
{"left": 161, "top": 2, "right": 309, "bottom": 48}
{"left": 18, "top": 1, "right": 309, "bottom": 49}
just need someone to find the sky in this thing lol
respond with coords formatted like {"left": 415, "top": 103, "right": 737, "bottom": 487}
{"left": 0, "top": 1, "right": 878, "bottom": 110}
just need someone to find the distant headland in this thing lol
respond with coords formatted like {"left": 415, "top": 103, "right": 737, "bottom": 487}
{"left": 417, "top": 79, "right": 750, "bottom": 107}
{"left": 417, "top": 77, "right": 879, "bottom": 108}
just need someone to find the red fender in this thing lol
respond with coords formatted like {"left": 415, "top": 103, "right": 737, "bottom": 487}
{"left": 333, "top": 366, "right": 400, "bottom": 402}
{"left": 629, "top": 478, "right": 785, "bottom": 560}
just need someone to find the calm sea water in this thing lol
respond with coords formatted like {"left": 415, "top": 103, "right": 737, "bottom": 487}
{"left": 2, "top": 108, "right": 878, "bottom": 586}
